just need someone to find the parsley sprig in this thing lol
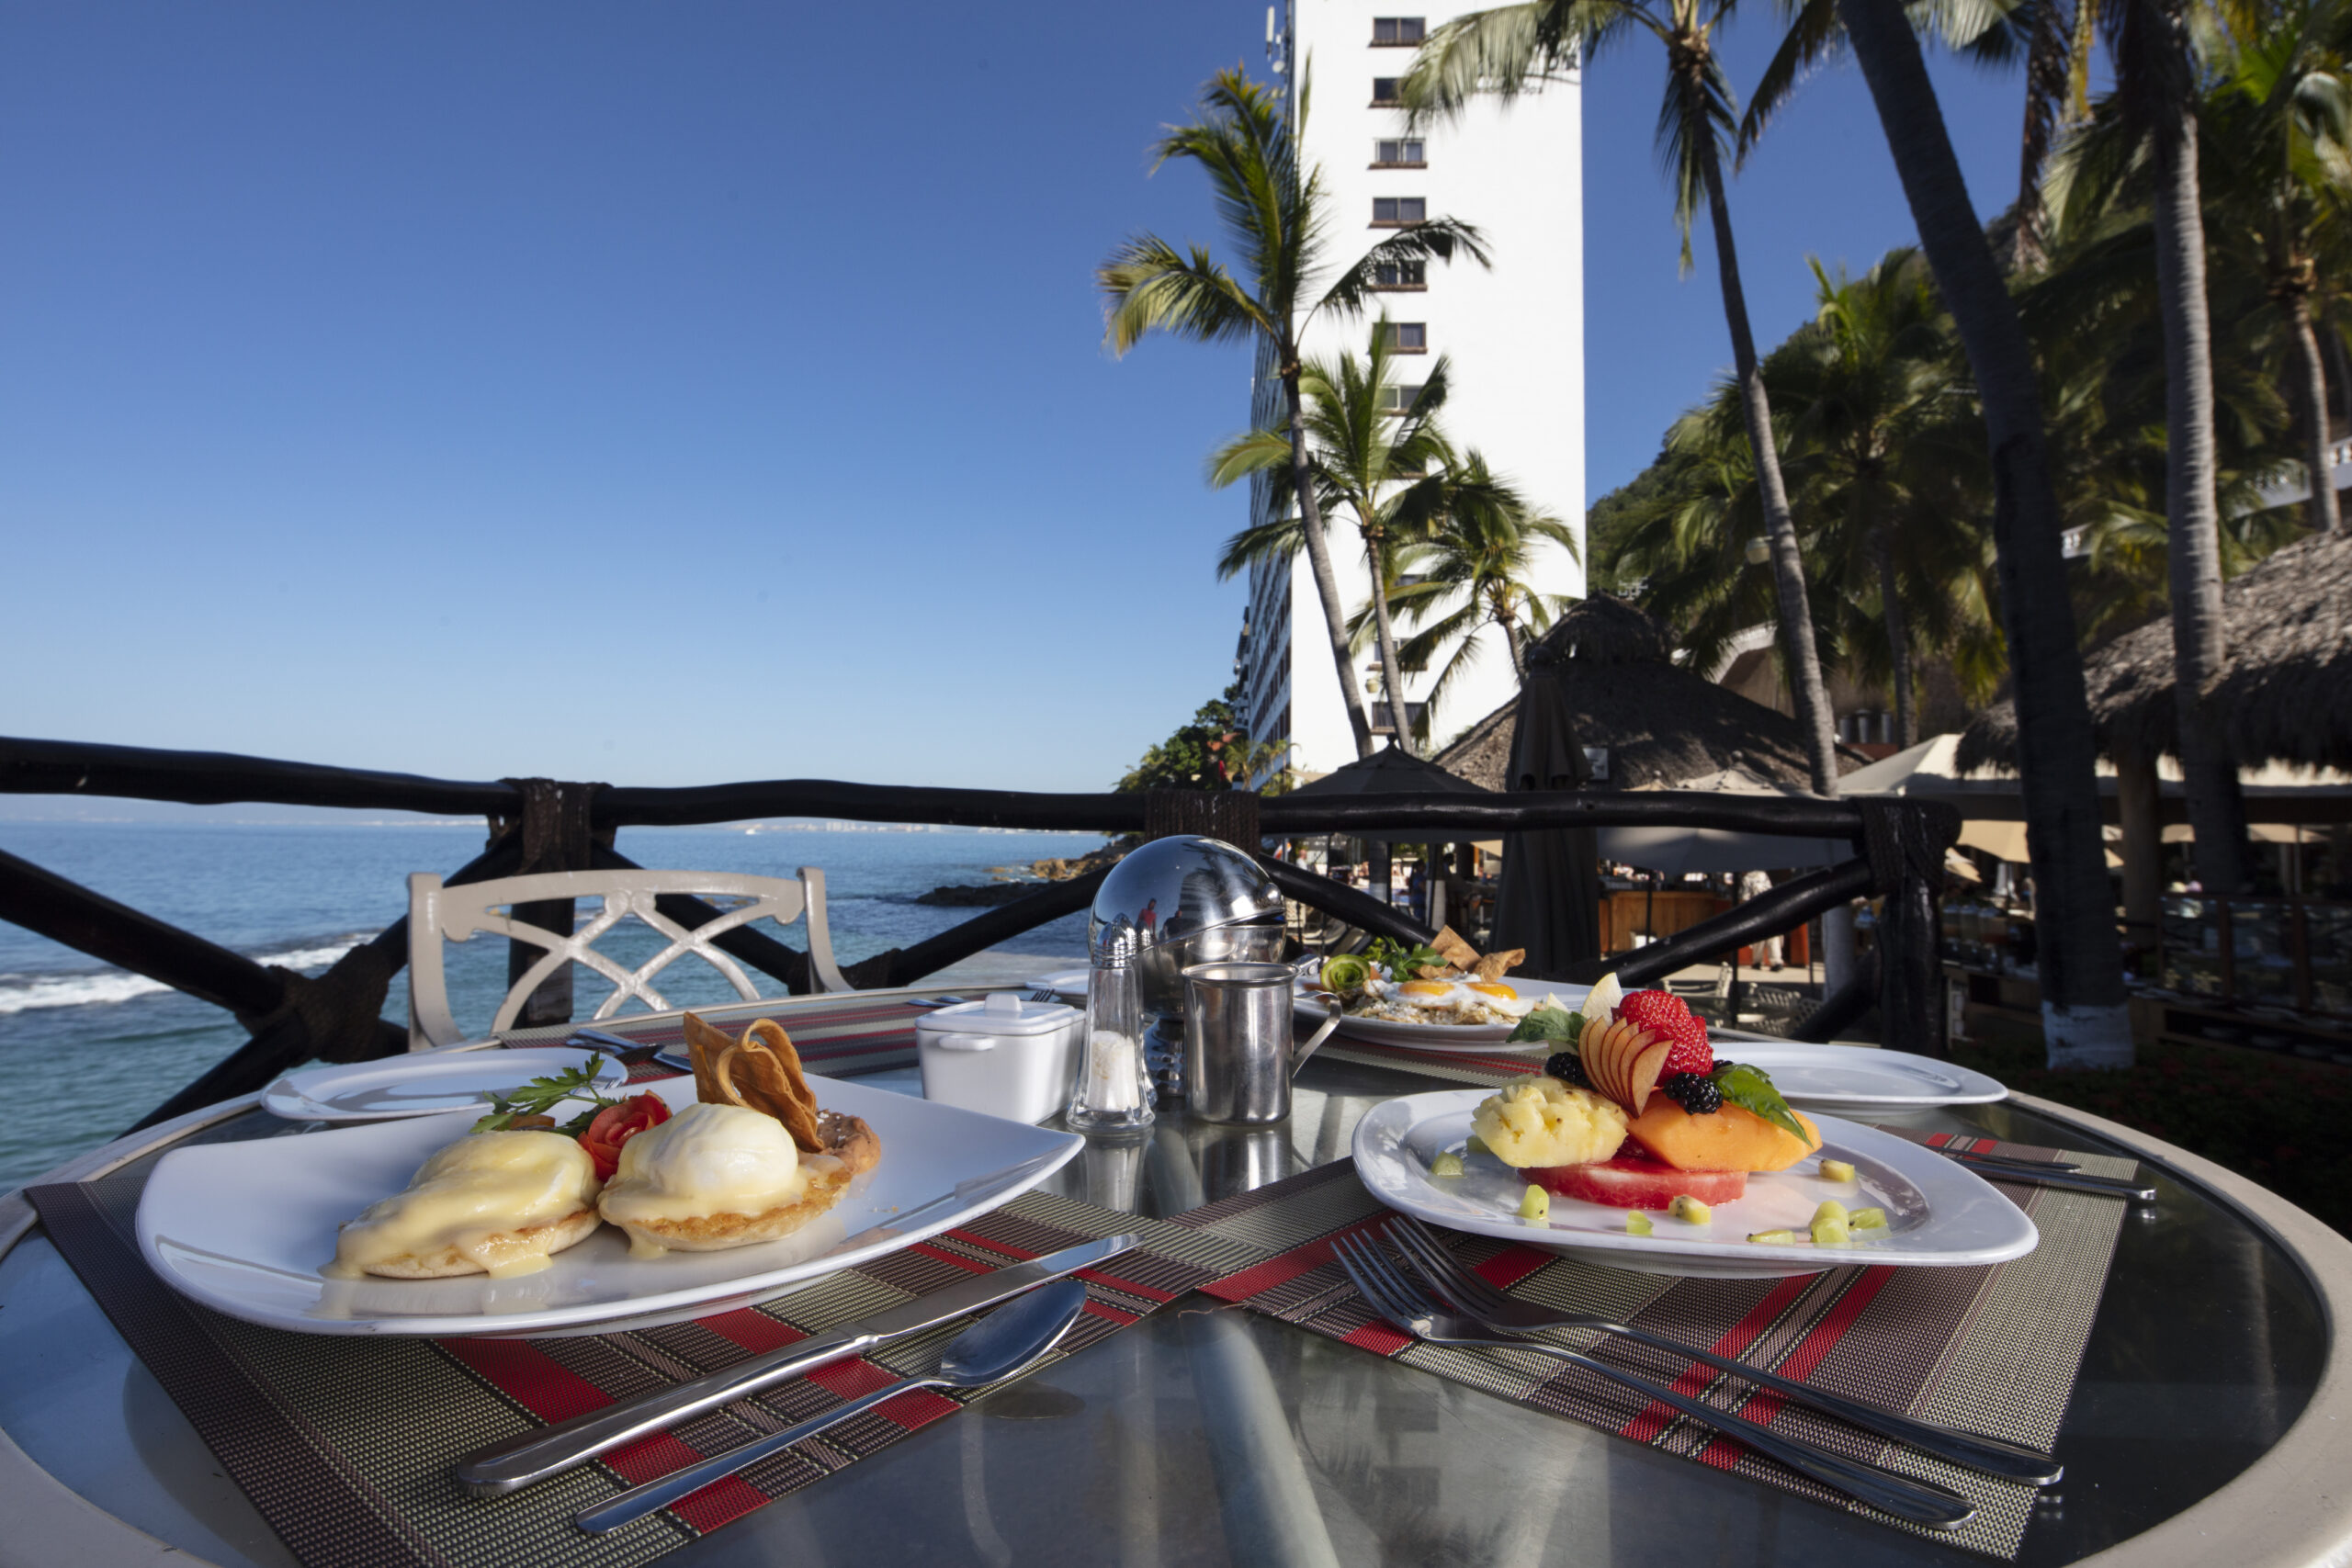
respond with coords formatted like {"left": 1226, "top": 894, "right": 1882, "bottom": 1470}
{"left": 472, "top": 1055, "right": 621, "bottom": 1136}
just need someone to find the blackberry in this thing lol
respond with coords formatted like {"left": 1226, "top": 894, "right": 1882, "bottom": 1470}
{"left": 1661, "top": 1072, "right": 1722, "bottom": 1115}
{"left": 1544, "top": 1051, "right": 1589, "bottom": 1089}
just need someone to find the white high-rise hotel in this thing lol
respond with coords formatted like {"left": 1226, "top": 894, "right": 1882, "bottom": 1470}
{"left": 1238, "top": 2, "right": 1584, "bottom": 777}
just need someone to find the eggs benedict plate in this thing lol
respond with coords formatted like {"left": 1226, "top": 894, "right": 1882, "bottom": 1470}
{"left": 134, "top": 1070, "right": 1081, "bottom": 1338}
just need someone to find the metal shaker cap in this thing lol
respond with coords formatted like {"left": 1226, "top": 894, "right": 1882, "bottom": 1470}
{"left": 1087, "top": 834, "right": 1283, "bottom": 969}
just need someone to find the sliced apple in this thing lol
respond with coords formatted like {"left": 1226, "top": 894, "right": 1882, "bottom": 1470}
{"left": 1578, "top": 1016, "right": 1665, "bottom": 1113}
{"left": 1622, "top": 1035, "right": 1675, "bottom": 1116}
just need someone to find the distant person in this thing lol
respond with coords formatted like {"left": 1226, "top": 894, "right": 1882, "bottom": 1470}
{"left": 1738, "top": 869, "right": 1784, "bottom": 970}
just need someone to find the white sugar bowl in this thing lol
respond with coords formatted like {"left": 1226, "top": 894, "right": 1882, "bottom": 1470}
{"left": 915, "top": 991, "right": 1085, "bottom": 1124}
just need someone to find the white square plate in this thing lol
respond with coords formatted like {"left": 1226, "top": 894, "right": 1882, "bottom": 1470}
{"left": 137, "top": 1075, "right": 1080, "bottom": 1337}
{"left": 1351, "top": 1090, "right": 2037, "bottom": 1279}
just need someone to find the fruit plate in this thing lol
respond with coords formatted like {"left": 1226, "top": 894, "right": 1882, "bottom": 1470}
{"left": 259, "top": 1046, "right": 629, "bottom": 1123}
{"left": 1294, "top": 983, "right": 1593, "bottom": 1053}
{"left": 1351, "top": 1089, "right": 2037, "bottom": 1280}
{"left": 136, "top": 1074, "right": 1081, "bottom": 1337}
{"left": 1714, "top": 1043, "right": 2007, "bottom": 1109}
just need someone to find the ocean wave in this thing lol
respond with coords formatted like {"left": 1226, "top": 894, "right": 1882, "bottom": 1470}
{"left": 0, "top": 936, "right": 369, "bottom": 1017}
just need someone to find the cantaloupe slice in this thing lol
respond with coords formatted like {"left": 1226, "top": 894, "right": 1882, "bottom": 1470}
{"left": 1623, "top": 1100, "right": 1821, "bottom": 1173}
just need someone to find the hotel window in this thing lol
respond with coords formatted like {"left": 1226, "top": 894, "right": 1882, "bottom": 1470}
{"left": 1373, "top": 17, "right": 1427, "bottom": 44}
{"left": 1372, "top": 196, "right": 1426, "bottom": 226}
{"left": 1372, "top": 76, "right": 1403, "bottom": 105}
{"left": 1377, "top": 383, "right": 1425, "bottom": 413}
{"left": 1383, "top": 321, "right": 1429, "bottom": 353}
{"left": 1373, "top": 259, "right": 1427, "bottom": 288}
{"left": 1373, "top": 137, "right": 1426, "bottom": 166}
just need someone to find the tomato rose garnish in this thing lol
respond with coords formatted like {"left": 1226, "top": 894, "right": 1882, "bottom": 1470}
{"left": 579, "top": 1093, "right": 672, "bottom": 1180}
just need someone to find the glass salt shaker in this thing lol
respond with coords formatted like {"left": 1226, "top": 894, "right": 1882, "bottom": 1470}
{"left": 1067, "top": 936, "right": 1153, "bottom": 1132}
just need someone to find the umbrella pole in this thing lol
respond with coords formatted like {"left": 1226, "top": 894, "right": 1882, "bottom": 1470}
{"left": 1727, "top": 875, "right": 1744, "bottom": 1025}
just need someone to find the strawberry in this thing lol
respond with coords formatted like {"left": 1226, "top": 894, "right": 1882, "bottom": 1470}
{"left": 1616, "top": 990, "right": 1711, "bottom": 1076}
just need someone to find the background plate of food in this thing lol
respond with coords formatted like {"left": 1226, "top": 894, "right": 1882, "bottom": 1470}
{"left": 138, "top": 1064, "right": 1081, "bottom": 1338}
{"left": 1297, "top": 936, "right": 1589, "bottom": 1052}
{"left": 1351, "top": 1089, "right": 2038, "bottom": 1280}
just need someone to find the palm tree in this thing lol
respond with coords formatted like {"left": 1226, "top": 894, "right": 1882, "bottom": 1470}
{"left": 1826, "top": 0, "right": 2131, "bottom": 1066}
{"left": 1778, "top": 251, "right": 1987, "bottom": 746}
{"left": 1208, "top": 323, "right": 1458, "bottom": 755}
{"left": 1400, "top": 0, "right": 1843, "bottom": 795}
{"left": 2052, "top": 0, "right": 2252, "bottom": 892}
{"left": 2205, "top": 0, "right": 2352, "bottom": 538}
{"left": 1100, "top": 69, "right": 1488, "bottom": 761}
{"left": 1384, "top": 453, "right": 1581, "bottom": 713}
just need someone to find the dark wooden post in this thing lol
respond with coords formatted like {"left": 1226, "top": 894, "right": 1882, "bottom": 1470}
{"left": 1861, "top": 800, "right": 1960, "bottom": 1058}
{"left": 488, "top": 778, "right": 608, "bottom": 1028}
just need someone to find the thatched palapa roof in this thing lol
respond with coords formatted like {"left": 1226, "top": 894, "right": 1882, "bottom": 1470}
{"left": 1433, "top": 595, "right": 1859, "bottom": 791}
{"left": 1958, "top": 530, "right": 2352, "bottom": 773}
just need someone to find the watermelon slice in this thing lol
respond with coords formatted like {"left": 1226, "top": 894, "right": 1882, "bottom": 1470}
{"left": 1525, "top": 1156, "right": 1748, "bottom": 1212}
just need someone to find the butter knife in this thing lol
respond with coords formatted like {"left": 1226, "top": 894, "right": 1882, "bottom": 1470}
{"left": 454, "top": 1232, "right": 1139, "bottom": 1496}
{"left": 1942, "top": 1151, "right": 2156, "bottom": 1201}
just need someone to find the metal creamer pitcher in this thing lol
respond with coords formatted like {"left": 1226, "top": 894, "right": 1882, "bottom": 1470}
{"left": 1180, "top": 962, "right": 1344, "bottom": 1124}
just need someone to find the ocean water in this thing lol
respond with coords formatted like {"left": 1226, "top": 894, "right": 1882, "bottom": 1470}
{"left": 0, "top": 821, "right": 1102, "bottom": 1189}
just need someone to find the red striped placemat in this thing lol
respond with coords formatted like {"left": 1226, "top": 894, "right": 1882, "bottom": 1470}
{"left": 28, "top": 1165, "right": 1270, "bottom": 1568}
{"left": 1186, "top": 1134, "right": 2134, "bottom": 1561}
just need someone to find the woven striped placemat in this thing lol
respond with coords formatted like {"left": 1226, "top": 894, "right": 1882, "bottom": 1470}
{"left": 27, "top": 1166, "right": 1271, "bottom": 1568}
{"left": 1196, "top": 1134, "right": 2134, "bottom": 1561}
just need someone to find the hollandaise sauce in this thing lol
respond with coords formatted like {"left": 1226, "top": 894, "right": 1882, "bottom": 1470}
{"left": 596, "top": 1102, "right": 814, "bottom": 1258}
{"left": 324, "top": 1130, "right": 600, "bottom": 1280}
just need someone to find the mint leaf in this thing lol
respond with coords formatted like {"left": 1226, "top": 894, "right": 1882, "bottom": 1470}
{"left": 1508, "top": 1005, "right": 1587, "bottom": 1044}
{"left": 1712, "top": 1064, "right": 1815, "bottom": 1147}
{"left": 474, "top": 1054, "right": 619, "bottom": 1131}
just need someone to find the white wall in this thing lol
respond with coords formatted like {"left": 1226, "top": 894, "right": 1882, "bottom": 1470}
{"left": 1243, "top": 0, "right": 1585, "bottom": 780}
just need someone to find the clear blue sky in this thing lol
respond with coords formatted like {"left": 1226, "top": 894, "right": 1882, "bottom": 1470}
{"left": 0, "top": 2, "right": 2023, "bottom": 801}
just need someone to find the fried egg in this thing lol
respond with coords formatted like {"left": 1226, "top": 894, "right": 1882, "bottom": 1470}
{"left": 1359, "top": 975, "right": 1540, "bottom": 1023}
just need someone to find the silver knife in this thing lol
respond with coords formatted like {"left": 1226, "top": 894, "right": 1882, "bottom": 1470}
{"left": 453, "top": 1232, "right": 1140, "bottom": 1497}
{"left": 1942, "top": 1152, "right": 2156, "bottom": 1201}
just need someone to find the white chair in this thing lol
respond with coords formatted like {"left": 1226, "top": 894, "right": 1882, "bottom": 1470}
{"left": 405, "top": 867, "right": 851, "bottom": 1050}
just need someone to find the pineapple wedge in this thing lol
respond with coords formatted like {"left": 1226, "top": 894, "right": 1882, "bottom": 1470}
{"left": 1470, "top": 1077, "right": 1630, "bottom": 1169}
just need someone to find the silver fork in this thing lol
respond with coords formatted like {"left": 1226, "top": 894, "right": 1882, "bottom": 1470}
{"left": 1385, "top": 1217, "right": 2060, "bottom": 1485}
{"left": 1329, "top": 1234, "right": 1978, "bottom": 1530}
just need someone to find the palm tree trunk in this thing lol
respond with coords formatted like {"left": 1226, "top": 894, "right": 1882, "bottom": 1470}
{"left": 1363, "top": 525, "right": 1419, "bottom": 756}
{"left": 1874, "top": 528, "right": 1917, "bottom": 747}
{"left": 2285, "top": 288, "right": 2342, "bottom": 535}
{"left": 1500, "top": 610, "right": 1527, "bottom": 679}
{"left": 2148, "top": 70, "right": 2251, "bottom": 893}
{"left": 1834, "top": 0, "right": 2130, "bottom": 1067}
{"left": 1692, "top": 134, "right": 1841, "bottom": 796}
{"left": 1284, "top": 367, "right": 1375, "bottom": 760}
{"left": 2011, "top": 0, "right": 2071, "bottom": 275}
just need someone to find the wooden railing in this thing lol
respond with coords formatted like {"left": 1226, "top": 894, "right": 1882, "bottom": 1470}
{"left": 0, "top": 735, "right": 1959, "bottom": 1128}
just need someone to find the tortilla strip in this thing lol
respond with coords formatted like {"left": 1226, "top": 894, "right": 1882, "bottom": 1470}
{"left": 1473, "top": 948, "right": 1526, "bottom": 982}
{"left": 1430, "top": 925, "right": 1481, "bottom": 972}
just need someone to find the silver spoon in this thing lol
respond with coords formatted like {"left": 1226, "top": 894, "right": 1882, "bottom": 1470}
{"left": 574, "top": 1279, "right": 1090, "bottom": 1534}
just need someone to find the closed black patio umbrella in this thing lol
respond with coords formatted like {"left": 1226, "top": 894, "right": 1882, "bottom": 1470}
{"left": 1491, "top": 644, "right": 1601, "bottom": 976}
{"left": 1287, "top": 741, "right": 1491, "bottom": 913}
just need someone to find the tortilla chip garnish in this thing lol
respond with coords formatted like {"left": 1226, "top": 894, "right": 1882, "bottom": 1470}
{"left": 1431, "top": 925, "right": 1481, "bottom": 972}
{"left": 1472, "top": 948, "right": 1526, "bottom": 982}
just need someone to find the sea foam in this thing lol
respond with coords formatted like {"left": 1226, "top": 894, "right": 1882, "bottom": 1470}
{"left": 0, "top": 938, "right": 367, "bottom": 1017}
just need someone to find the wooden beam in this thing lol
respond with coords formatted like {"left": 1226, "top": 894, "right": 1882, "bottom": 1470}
{"left": 0, "top": 735, "right": 517, "bottom": 816}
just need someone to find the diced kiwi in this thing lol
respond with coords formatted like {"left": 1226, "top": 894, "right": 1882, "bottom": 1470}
{"left": 1849, "top": 1206, "right": 1888, "bottom": 1231}
{"left": 1626, "top": 1211, "right": 1654, "bottom": 1236}
{"left": 1519, "top": 1184, "right": 1550, "bottom": 1223}
{"left": 1820, "top": 1159, "right": 1857, "bottom": 1183}
{"left": 1431, "top": 1151, "right": 1464, "bottom": 1178}
{"left": 1668, "top": 1194, "right": 1712, "bottom": 1224}
{"left": 1812, "top": 1215, "right": 1852, "bottom": 1247}
{"left": 1747, "top": 1229, "right": 1799, "bottom": 1245}
{"left": 1464, "top": 1134, "right": 1491, "bottom": 1158}
{"left": 1810, "top": 1199, "right": 1849, "bottom": 1228}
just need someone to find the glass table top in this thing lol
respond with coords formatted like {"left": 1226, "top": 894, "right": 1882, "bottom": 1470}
{"left": 0, "top": 1055, "right": 2328, "bottom": 1567}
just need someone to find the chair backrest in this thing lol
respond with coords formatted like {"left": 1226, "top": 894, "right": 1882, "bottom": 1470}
{"left": 405, "top": 867, "right": 851, "bottom": 1050}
